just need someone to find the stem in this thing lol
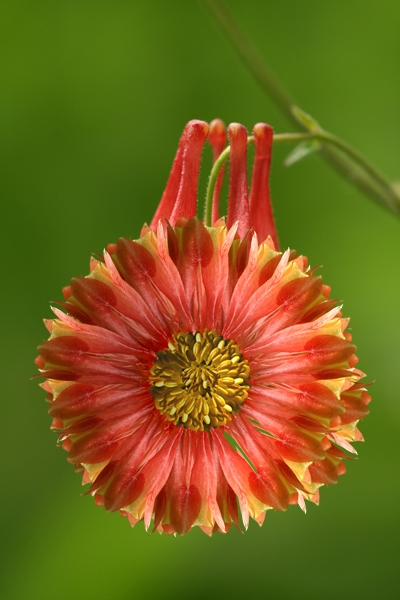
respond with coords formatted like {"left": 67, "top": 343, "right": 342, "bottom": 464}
{"left": 205, "top": 131, "right": 400, "bottom": 226}
{"left": 205, "top": 134, "right": 307, "bottom": 227}
{"left": 205, "top": 138, "right": 253, "bottom": 227}
{"left": 205, "top": 135, "right": 309, "bottom": 227}
{"left": 201, "top": 0, "right": 297, "bottom": 126}
{"left": 318, "top": 132, "right": 398, "bottom": 209}
{"left": 201, "top": 0, "right": 400, "bottom": 217}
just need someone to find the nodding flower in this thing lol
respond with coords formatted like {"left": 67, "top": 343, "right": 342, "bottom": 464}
{"left": 36, "top": 119, "right": 370, "bottom": 535}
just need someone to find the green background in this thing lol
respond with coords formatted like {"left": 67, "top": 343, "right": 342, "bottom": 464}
{"left": 1, "top": 1, "right": 399, "bottom": 598}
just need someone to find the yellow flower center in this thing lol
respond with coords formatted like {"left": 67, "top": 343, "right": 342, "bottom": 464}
{"left": 149, "top": 329, "right": 250, "bottom": 432}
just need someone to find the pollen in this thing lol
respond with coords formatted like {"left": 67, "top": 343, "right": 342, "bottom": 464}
{"left": 149, "top": 329, "right": 250, "bottom": 431}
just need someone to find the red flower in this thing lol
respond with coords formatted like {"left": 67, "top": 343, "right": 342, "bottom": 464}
{"left": 36, "top": 119, "right": 370, "bottom": 535}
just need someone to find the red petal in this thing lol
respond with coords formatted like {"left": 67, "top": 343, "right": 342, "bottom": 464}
{"left": 37, "top": 369, "right": 79, "bottom": 381}
{"left": 152, "top": 486, "right": 167, "bottom": 531}
{"left": 230, "top": 417, "right": 291, "bottom": 510}
{"left": 141, "top": 430, "right": 183, "bottom": 529}
{"left": 116, "top": 238, "right": 157, "bottom": 282}
{"left": 104, "top": 470, "right": 146, "bottom": 511}
{"left": 150, "top": 126, "right": 185, "bottom": 229}
{"left": 49, "top": 384, "right": 95, "bottom": 418}
{"left": 102, "top": 418, "right": 164, "bottom": 510}
{"left": 276, "top": 276, "right": 323, "bottom": 312}
{"left": 340, "top": 389, "right": 370, "bottom": 424}
{"left": 249, "top": 123, "right": 278, "bottom": 248}
{"left": 62, "top": 285, "right": 72, "bottom": 299}
{"left": 49, "top": 383, "right": 147, "bottom": 420}
{"left": 305, "top": 335, "right": 356, "bottom": 366}
{"left": 258, "top": 254, "right": 284, "bottom": 286}
{"left": 168, "top": 120, "right": 209, "bottom": 226}
{"left": 170, "top": 484, "right": 202, "bottom": 536}
{"left": 38, "top": 336, "right": 89, "bottom": 369}
{"left": 181, "top": 217, "right": 214, "bottom": 267}
{"left": 208, "top": 119, "right": 227, "bottom": 224}
{"left": 226, "top": 123, "right": 251, "bottom": 238}
{"left": 248, "top": 468, "right": 289, "bottom": 511}
{"left": 166, "top": 222, "right": 179, "bottom": 265}
{"left": 68, "top": 429, "right": 119, "bottom": 463}
{"left": 212, "top": 429, "right": 251, "bottom": 529}
{"left": 61, "top": 417, "right": 103, "bottom": 436}
{"left": 55, "top": 300, "right": 95, "bottom": 325}
{"left": 70, "top": 278, "right": 117, "bottom": 315}
{"left": 225, "top": 485, "right": 240, "bottom": 531}
{"left": 298, "top": 299, "right": 339, "bottom": 324}
{"left": 298, "top": 382, "right": 345, "bottom": 418}
{"left": 235, "top": 231, "right": 253, "bottom": 278}
{"left": 309, "top": 457, "right": 340, "bottom": 485}
{"left": 244, "top": 405, "right": 326, "bottom": 462}
{"left": 189, "top": 433, "right": 225, "bottom": 531}
{"left": 35, "top": 355, "right": 45, "bottom": 369}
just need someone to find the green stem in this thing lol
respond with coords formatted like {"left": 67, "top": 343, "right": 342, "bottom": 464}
{"left": 205, "top": 131, "right": 400, "bottom": 226}
{"left": 205, "top": 135, "right": 306, "bottom": 227}
{"left": 205, "top": 138, "right": 252, "bottom": 227}
{"left": 201, "top": 0, "right": 400, "bottom": 217}
{"left": 201, "top": 0, "right": 297, "bottom": 126}
{"left": 317, "top": 131, "right": 398, "bottom": 207}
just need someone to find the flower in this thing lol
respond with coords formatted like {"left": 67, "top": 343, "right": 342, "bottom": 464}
{"left": 36, "top": 119, "right": 370, "bottom": 535}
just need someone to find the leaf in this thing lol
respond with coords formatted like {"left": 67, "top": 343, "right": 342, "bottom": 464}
{"left": 284, "top": 140, "right": 321, "bottom": 167}
{"left": 292, "top": 105, "right": 322, "bottom": 133}
{"left": 391, "top": 180, "right": 400, "bottom": 196}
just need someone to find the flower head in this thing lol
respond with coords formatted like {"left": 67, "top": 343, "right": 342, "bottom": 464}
{"left": 36, "top": 119, "right": 370, "bottom": 535}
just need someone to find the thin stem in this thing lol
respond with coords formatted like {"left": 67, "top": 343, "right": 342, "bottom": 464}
{"left": 201, "top": 0, "right": 400, "bottom": 217}
{"left": 206, "top": 135, "right": 311, "bottom": 227}
{"left": 201, "top": 0, "right": 297, "bottom": 126}
{"left": 205, "top": 139, "right": 252, "bottom": 227}
{"left": 280, "top": 130, "right": 400, "bottom": 212}
{"left": 205, "top": 131, "right": 400, "bottom": 226}
{"left": 205, "top": 134, "right": 308, "bottom": 226}
{"left": 319, "top": 132, "right": 399, "bottom": 209}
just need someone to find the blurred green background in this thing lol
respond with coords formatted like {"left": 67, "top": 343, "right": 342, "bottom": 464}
{"left": 1, "top": 1, "right": 399, "bottom": 598}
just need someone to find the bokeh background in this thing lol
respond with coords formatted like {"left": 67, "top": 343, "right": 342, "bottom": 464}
{"left": 1, "top": 1, "right": 399, "bottom": 598}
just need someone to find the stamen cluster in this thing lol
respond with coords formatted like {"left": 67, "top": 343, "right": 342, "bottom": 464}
{"left": 150, "top": 330, "right": 250, "bottom": 431}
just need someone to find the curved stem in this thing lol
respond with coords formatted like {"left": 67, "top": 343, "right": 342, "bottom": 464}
{"left": 205, "top": 139, "right": 252, "bottom": 227}
{"left": 278, "top": 130, "right": 399, "bottom": 210}
{"left": 201, "top": 0, "right": 400, "bottom": 218}
{"left": 205, "top": 146, "right": 229, "bottom": 228}
{"left": 205, "top": 130, "right": 400, "bottom": 226}
{"left": 201, "top": 0, "right": 297, "bottom": 126}
{"left": 205, "top": 134, "right": 309, "bottom": 226}
{"left": 317, "top": 131, "right": 399, "bottom": 211}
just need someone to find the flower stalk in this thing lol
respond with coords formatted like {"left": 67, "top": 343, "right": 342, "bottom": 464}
{"left": 205, "top": 128, "right": 400, "bottom": 226}
{"left": 202, "top": 0, "right": 400, "bottom": 217}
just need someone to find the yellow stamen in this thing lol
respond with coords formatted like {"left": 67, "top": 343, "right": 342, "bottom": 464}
{"left": 149, "top": 329, "right": 250, "bottom": 432}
